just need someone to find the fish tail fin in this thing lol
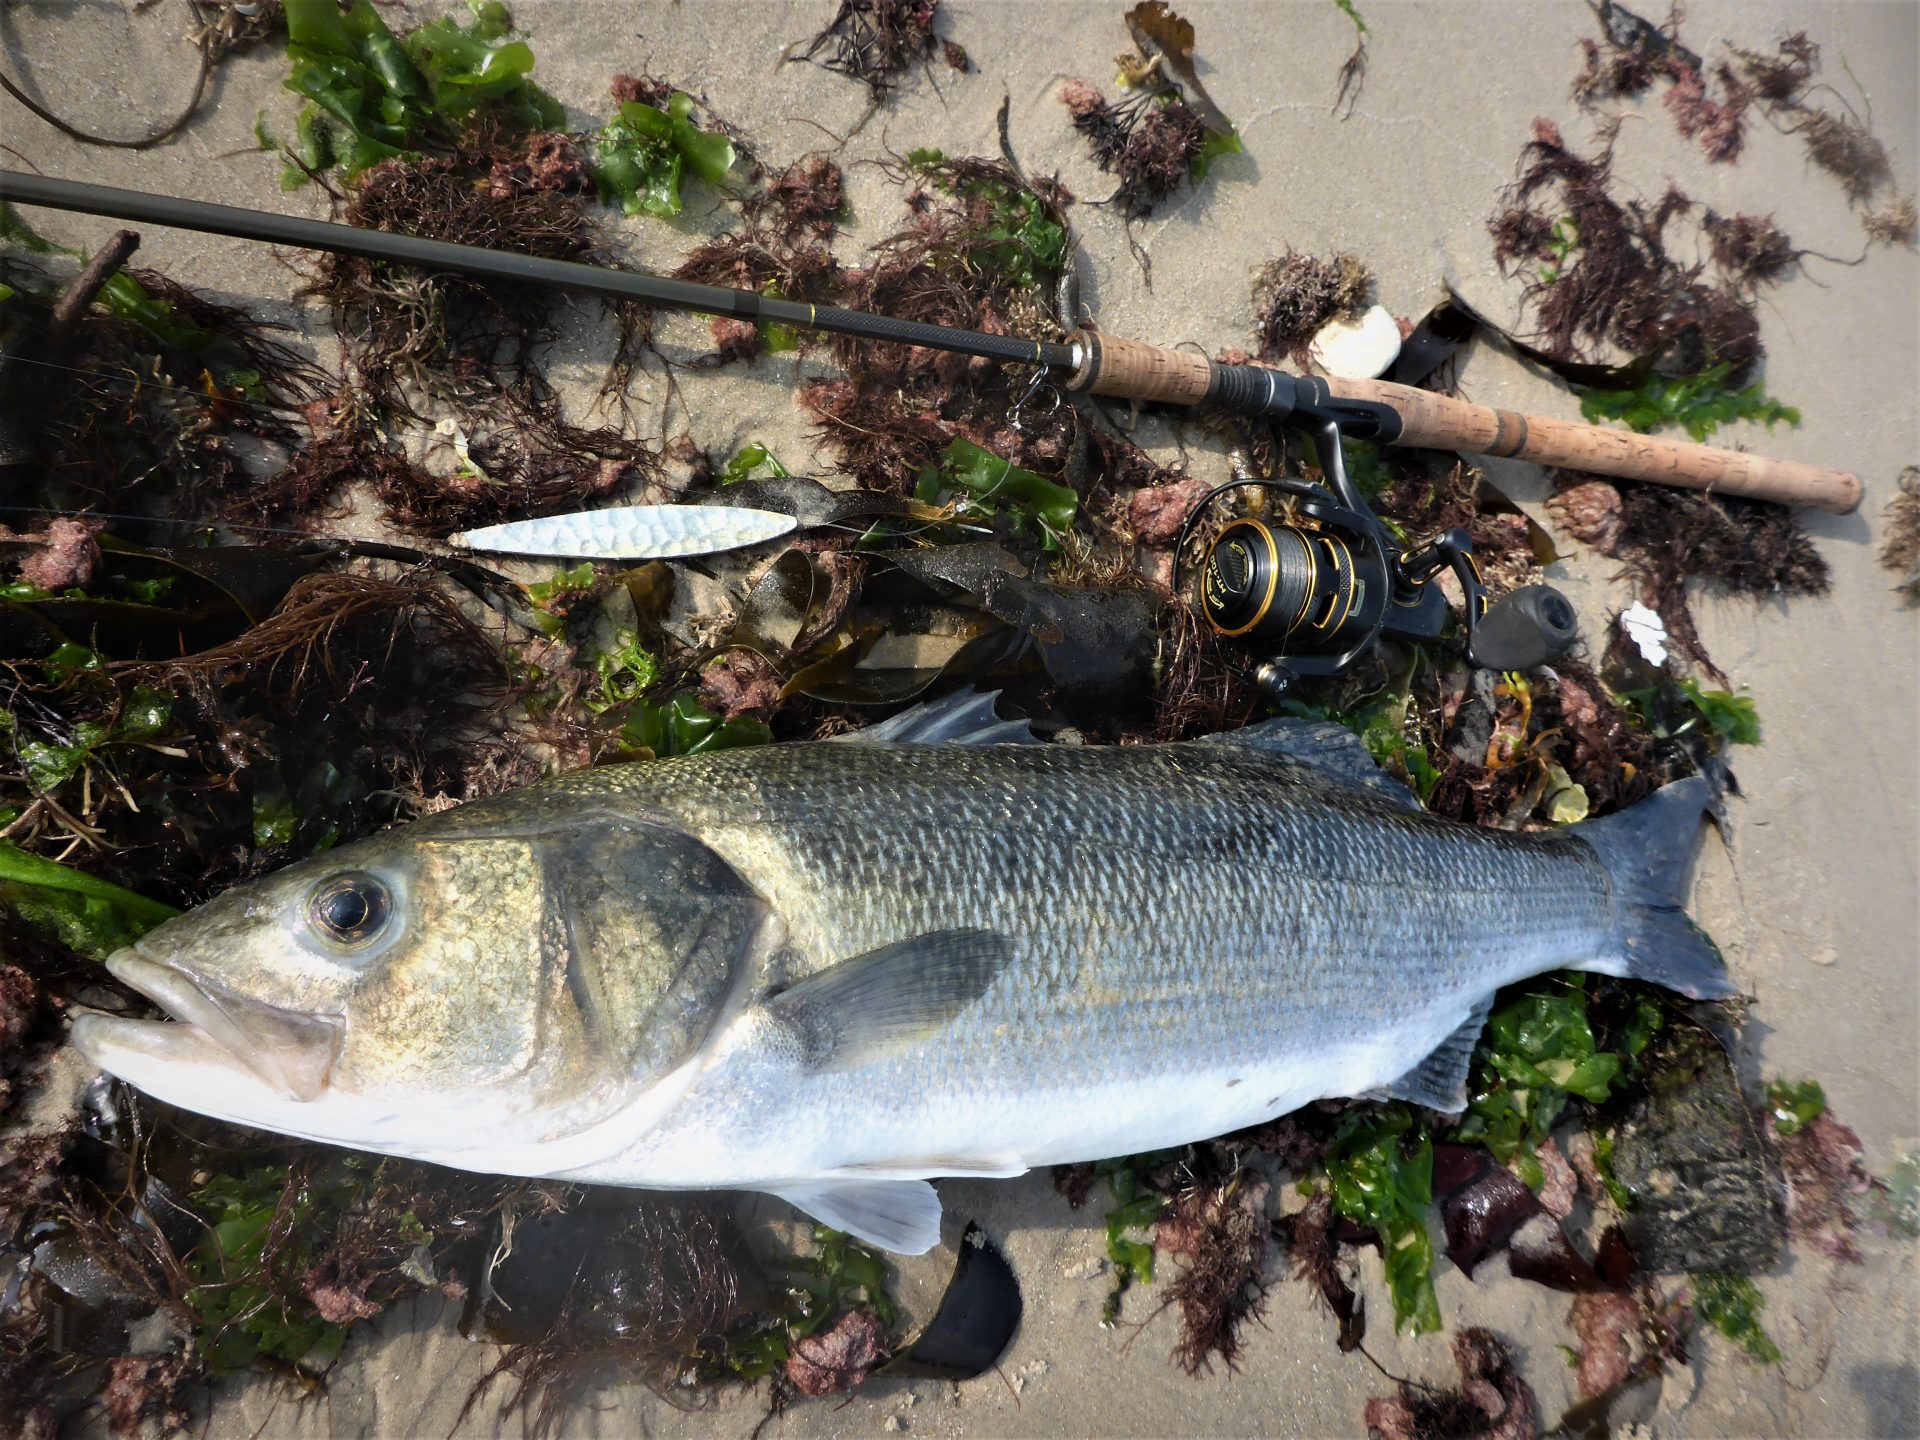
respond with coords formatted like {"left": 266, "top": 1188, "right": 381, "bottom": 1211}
{"left": 1573, "top": 773, "right": 1740, "bottom": 1000}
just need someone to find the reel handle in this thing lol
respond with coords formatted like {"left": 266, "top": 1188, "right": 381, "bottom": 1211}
{"left": 1464, "top": 584, "right": 1580, "bottom": 671}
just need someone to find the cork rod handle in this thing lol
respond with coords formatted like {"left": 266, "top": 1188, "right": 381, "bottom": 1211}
{"left": 1323, "top": 377, "right": 1862, "bottom": 515}
{"left": 1063, "top": 332, "right": 1861, "bottom": 514}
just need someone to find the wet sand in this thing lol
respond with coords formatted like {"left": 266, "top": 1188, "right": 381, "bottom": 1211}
{"left": 5, "top": 0, "right": 1915, "bottom": 1434}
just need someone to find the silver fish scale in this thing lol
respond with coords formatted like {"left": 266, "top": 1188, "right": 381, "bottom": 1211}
{"left": 568, "top": 741, "right": 1617, "bottom": 1130}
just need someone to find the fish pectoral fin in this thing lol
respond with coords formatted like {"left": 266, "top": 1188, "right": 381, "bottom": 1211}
{"left": 1195, "top": 717, "right": 1422, "bottom": 810}
{"left": 763, "top": 928, "right": 1014, "bottom": 1073}
{"left": 1367, "top": 997, "right": 1493, "bottom": 1113}
{"left": 769, "top": 1179, "right": 943, "bottom": 1254}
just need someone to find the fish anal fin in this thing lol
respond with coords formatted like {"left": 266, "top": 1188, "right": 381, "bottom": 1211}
{"left": 769, "top": 1179, "right": 943, "bottom": 1254}
{"left": 834, "top": 1157, "right": 1029, "bottom": 1181}
{"left": 1369, "top": 997, "right": 1493, "bottom": 1113}
{"left": 764, "top": 929, "right": 1014, "bottom": 1073}
{"left": 1197, "top": 718, "right": 1422, "bottom": 811}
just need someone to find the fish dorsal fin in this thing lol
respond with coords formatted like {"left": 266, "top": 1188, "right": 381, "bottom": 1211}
{"left": 763, "top": 928, "right": 1014, "bottom": 1073}
{"left": 768, "top": 1179, "right": 943, "bottom": 1254}
{"left": 836, "top": 689, "right": 1040, "bottom": 746}
{"left": 1368, "top": 997, "right": 1494, "bottom": 1112}
{"left": 1197, "top": 718, "right": 1422, "bottom": 811}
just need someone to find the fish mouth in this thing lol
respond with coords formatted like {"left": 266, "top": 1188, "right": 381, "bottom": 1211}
{"left": 86, "top": 950, "right": 345, "bottom": 1103}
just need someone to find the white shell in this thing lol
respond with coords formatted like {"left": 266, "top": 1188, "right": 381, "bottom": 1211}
{"left": 1308, "top": 304, "right": 1404, "bottom": 380}
{"left": 1618, "top": 601, "right": 1669, "bottom": 668}
{"left": 450, "top": 505, "right": 798, "bottom": 561}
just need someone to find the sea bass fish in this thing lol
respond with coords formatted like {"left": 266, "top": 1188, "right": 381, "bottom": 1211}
{"left": 72, "top": 692, "right": 1733, "bottom": 1253}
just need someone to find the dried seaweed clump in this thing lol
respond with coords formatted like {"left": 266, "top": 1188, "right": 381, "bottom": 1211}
{"left": 1730, "top": 32, "right": 1896, "bottom": 206}
{"left": 0, "top": 251, "right": 322, "bottom": 515}
{"left": 1489, "top": 120, "right": 1760, "bottom": 377}
{"left": 791, "top": 0, "right": 944, "bottom": 105}
{"left": 1879, "top": 466, "right": 1920, "bottom": 602}
{"left": 1364, "top": 1327, "right": 1537, "bottom": 1440}
{"left": 801, "top": 154, "right": 1075, "bottom": 495}
{"left": 304, "top": 137, "right": 659, "bottom": 533}
{"left": 1060, "top": 80, "right": 1210, "bottom": 222}
{"left": 1152, "top": 1176, "right": 1272, "bottom": 1374}
{"left": 1549, "top": 470, "right": 1828, "bottom": 680}
{"left": 1250, "top": 250, "right": 1373, "bottom": 368}
{"left": 1701, "top": 211, "right": 1797, "bottom": 293}
{"left": 1571, "top": 5, "right": 1746, "bottom": 163}
{"left": 674, "top": 164, "right": 843, "bottom": 366}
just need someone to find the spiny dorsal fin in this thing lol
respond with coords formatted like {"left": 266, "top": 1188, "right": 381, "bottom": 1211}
{"left": 1367, "top": 996, "right": 1494, "bottom": 1112}
{"left": 768, "top": 1178, "right": 943, "bottom": 1254}
{"left": 835, "top": 689, "right": 1040, "bottom": 746}
{"left": 763, "top": 928, "right": 1014, "bottom": 1073}
{"left": 1196, "top": 718, "right": 1422, "bottom": 811}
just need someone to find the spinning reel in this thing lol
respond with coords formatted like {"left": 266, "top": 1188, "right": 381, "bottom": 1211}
{"left": 1177, "top": 409, "right": 1579, "bottom": 701}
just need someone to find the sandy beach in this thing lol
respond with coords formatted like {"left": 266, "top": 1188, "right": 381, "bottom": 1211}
{"left": 3, "top": 1, "right": 1915, "bottom": 1434}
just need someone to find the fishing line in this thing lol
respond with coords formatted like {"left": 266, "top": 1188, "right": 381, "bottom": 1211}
{"left": 0, "top": 352, "right": 308, "bottom": 421}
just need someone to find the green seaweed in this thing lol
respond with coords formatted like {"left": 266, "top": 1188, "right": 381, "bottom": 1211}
{"left": 1094, "top": 1153, "right": 1174, "bottom": 1325}
{"left": 281, "top": 0, "right": 562, "bottom": 182}
{"left": 583, "top": 628, "right": 661, "bottom": 714}
{"left": 1692, "top": 1271, "right": 1781, "bottom": 1365}
{"left": 1455, "top": 975, "right": 1647, "bottom": 1190}
{"left": 1620, "top": 679, "right": 1762, "bottom": 747}
{"left": 914, "top": 437, "right": 1079, "bottom": 551}
{"left": 718, "top": 442, "right": 791, "bottom": 485}
{"left": 1578, "top": 362, "right": 1800, "bottom": 443}
{"left": 728, "top": 1226, "right": 897, "bottom": 1379}
{"left": 0, "top": 842, "right": 179, "bottom": 959}
{"left": 1323, "top": 1105, "right": 1440, "bottom": 1334}
{"left": 905, "top": 149, "right": 1069, "bottom": 290}
{"left": 186, "top": 1166, "right": 354, "bottom": 1375}
{"left": 1764, "top": 1078, "right": 1826, "bottom": 1136}
{"left": 619, "top": 693, "right": 771, "bottom": 758}
{"left": 590, "top": 94, "right": 736, "bottom": 219}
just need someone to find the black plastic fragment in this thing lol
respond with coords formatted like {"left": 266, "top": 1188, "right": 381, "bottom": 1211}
{"left": 879, "top": 1223, "right": 1021, "bottom": 1380}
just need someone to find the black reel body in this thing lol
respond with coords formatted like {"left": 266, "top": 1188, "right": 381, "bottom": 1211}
{"left": 1181, "top": 418, "right": 1577, "bottom": 699}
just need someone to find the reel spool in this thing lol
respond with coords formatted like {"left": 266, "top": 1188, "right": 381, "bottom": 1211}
{"left": 1178, "top": 418, "right": 1579, "bottom": 700}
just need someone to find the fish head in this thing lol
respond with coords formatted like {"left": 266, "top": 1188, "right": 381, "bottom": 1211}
{"left": 72, "top": 799, "right": 773, "bottom": 1165}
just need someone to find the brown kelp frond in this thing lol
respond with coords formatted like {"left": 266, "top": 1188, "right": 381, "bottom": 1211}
{"left": 1879, "top": 466, "right": 1920, "bottom": 603}
{"left": 1152, "top": 1176, "right": 1272, "bottom": 1375}
{"left": 791, "top": 0, "right": 943, "bottom": 105}
{"left": 1251, "top": 250, "right": 1374, "bottom": 368}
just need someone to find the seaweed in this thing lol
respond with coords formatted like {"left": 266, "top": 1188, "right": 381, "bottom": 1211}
{"left": 1548, "top": 469, "right": 1827, "bottom": 682}
{"left": 1879, "top": 465, "right": 1920, "bottom": 602}
{"left": 1250, "top": 250, "right": 1374, "bottom": 369}
{"left": 1364, "top": 1327, "right": 1537, "bottom": 1440}
{"left": 1152, "top": 1175, "right": 1272, "bottom": 1375}
{"left": 1577, "top": 362, "right": 1798, "bottom": 443}
{"left": 1690, "top": 1272, "right": 1780, "bottom": 1364}
{"left": 790, "top": 0, "right": 945, "bottom": 106}
{"left": 1322, "top": 1106, "right": 1440, "bottom": 1334}
{"left": 590, "top": 94, "right": 736, "bottom": 219}
{"left": 278, "top": 0, "right": 562, "bottom": 182}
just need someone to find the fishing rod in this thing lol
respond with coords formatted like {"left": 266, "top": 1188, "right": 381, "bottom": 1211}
{"left": 0, "top": 171, "right": 1861, "bottom": 518}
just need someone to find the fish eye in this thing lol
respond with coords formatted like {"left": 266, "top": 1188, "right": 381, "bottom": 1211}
{"left": 308, "top": 873, "right": 392, "bottom": 948}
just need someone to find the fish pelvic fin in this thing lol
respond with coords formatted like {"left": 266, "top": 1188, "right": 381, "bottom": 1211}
{"left": 769, "top": 1178, "right": 943, "bottom": 1254}
{"left": 1366, "top": 996, "right": 1493, "bottom": 1113}
{"left": 1574, "top": 774, "right": 1740, "bottom": 1000}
